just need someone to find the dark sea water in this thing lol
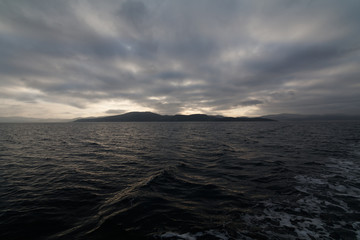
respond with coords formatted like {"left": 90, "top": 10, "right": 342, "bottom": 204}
{"left": 1, "top": 122, "right": 359, "bottom": 240}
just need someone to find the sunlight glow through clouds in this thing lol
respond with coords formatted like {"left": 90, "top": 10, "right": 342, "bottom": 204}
{"left": 114, "top": 60, "right": 143, "bottom": 74}
{"left": 72, "top": 1, "right": 118, "bottom": 38}
{"left": 89, "top": 99, "right": 153, "bottom": 116}
{"left": 0, "top": 0, "right": 359, "bottom": 118}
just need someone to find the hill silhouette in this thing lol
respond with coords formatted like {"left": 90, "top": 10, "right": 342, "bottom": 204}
{"left": 75, "top": 112, "right": 275, "bottom": 122}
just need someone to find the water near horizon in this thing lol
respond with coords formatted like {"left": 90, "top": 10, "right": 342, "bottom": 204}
{"left": 1, "top": 122, "right": 359, "bottom": 240}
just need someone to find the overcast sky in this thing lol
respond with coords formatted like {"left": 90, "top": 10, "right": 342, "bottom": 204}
{"left": 1, "top": 0, "right": 359, "bottom": 118}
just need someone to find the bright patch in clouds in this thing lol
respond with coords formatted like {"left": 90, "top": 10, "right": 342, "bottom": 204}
{"left": 0, "top": 0, "right": 359, "bottom": 118}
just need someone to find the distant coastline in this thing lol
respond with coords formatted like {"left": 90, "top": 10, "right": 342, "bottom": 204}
{"left": 2, "top": 112, "right": 360, "bottom": 123}
{"left": 74, "top": 112, "right": 275, "bottom": 122}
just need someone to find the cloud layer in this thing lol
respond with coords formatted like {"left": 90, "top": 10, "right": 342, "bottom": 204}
{"left": 1, "top": 0, "right": 359, "bottom": 118}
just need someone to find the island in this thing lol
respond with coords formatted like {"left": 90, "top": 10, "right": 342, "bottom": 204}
{"left": 74, "top": 112, "right": 275, "bottom": 122}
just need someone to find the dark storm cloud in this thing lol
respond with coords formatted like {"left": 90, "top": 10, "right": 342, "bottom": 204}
{"left": 245, "top": 43, "right": 357, "bottom": 77}
{"left": 0, "top": 0, "right": 359, "bottom": 117}
{"left": 117, "top": 0, "right": 148, "bottom": 31}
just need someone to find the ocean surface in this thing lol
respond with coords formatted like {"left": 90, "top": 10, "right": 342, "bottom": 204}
{"left": 0, "top": 122, "right": 359, "bottom": 240}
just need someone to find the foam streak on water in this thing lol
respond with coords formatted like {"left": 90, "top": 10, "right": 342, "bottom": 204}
{"left": 0, "top": 122, "right": 359, "bottom": 239}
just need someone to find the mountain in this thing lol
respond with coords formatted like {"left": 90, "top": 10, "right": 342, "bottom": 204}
{"left": 74, "top": 112, "right": 275, "bottom": 122}
{"left": 262, "top": 113, "right": 360, "bottom": 121}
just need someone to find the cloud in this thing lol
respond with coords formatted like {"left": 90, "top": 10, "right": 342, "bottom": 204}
{"left": 240, "top": 100, "right": 263, "bottom": 107}
{"left": 117, "top": 0, "right": 148, "bottom": 31}
{"left": 0, "top": 0, "right": 359, "bottom": 118}
{"left": 105, "top": 109, "right": 126, "bottom": 114}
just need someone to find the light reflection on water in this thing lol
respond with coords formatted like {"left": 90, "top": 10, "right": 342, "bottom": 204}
{"left": 0, "top": 122, "right": 359, "bottom": 239}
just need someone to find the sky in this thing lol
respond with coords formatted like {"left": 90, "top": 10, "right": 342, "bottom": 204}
{"left": 0, "top": 0, "right": 359, "bottom": 118}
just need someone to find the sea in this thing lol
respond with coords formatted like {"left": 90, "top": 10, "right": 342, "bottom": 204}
{"left": 0, "top": 121, "right": 359, "bottom": 240}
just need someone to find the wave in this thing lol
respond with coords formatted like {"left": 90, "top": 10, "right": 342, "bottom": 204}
{"left": 62, "top": 163, "right": 253, "bottom": 239}
{"left": 2, "top": 122, "right": 360, "bottom": 240}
